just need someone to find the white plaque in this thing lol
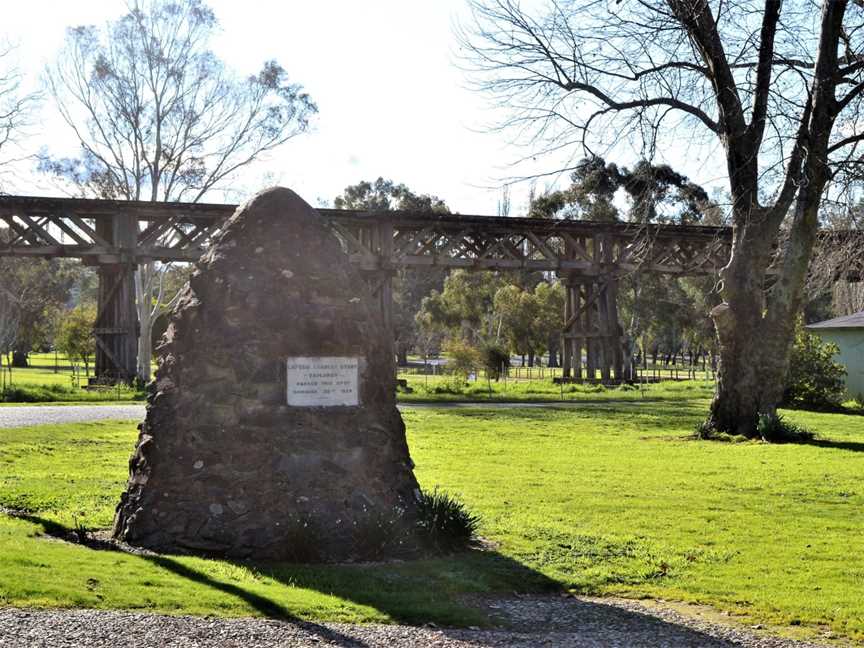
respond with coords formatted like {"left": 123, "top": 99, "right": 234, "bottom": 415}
{"left": 286, "top": 356, "right": 360, "bottom": 407}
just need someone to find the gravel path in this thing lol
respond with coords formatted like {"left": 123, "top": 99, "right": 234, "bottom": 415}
{"left": 0, "top": 597, "right": 842, "bottom": 647}
{"left": 0, "top": 404, "right": 145, "bottom": 428}
{"left": 0, "top": 400, "right": 643, "bottom": 429}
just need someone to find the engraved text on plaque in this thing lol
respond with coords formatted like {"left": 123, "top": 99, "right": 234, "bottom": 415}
{"left": 286, "top": 356, "right": 360, "bottom": 407}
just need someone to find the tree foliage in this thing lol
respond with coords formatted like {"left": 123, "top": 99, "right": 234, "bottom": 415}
{"left": 56, "top": 305, "right": 97, "bottom": 376}
{"left": 334, "top": 178, "right": 450, "bottom": 364}
{"left": 418, "top": 272, "right": 565, "bottom": 367}
{"left": 480, "top": 342, "right": 510, "bottom": 380}
{"left": 442, "top": 337, "right": 483, "bottom": 381}
{"left": 0, "top": 229, "right": 87, "bottom": 364}
{"left": 528, "top": 157, "right": 714, "bottom": 225}
{"left": 334, "top": 177, "right": 448, "bottom": 213}
{"left": 417, "top": 270, "right": 504, "bottom": 345}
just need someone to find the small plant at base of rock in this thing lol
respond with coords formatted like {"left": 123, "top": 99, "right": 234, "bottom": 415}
{"left": 692, "top": 420, "right": 748, "bottom": 443}
{"left": 349, "top": 507, "right": 415, "bottom": 560}
{"left": 693, "top": 419, "right": 715, "bottom": 439}
{"left": 756, "top": 413, "right": 815, "bottom": 444}
{"left": 280, "top": 515, "right": 323, "bottom": 563}
{"left": 415, "top": 489, "right": 480, "bottom": 553}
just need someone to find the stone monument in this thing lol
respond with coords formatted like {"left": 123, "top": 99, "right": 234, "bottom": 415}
{"left": 112, "top": 187, "right": 421, "bottom": 560}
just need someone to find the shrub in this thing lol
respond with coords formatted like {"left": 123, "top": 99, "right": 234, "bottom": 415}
{"left": 480, "top": 343, "right": 510, "bottom": 381}
{"left": 415, "top": 489, "right": 480, "bottom": 553}
{"left": 693, "top": 419, "right": 715, "bottom": 439}
{"left": 443, "top": 338, "right": 482, "bottom": 381}
{"left": 756, "top": 413, "right": 815, "bottom": 444}
{"left": 55, "top": 305, "right": 97, "bottom": 377}
{"left": 431, "top": 378, "right": 466, "bottom": 394}
{"left": 784, "top": 323, "right": 846, "bottom": 409}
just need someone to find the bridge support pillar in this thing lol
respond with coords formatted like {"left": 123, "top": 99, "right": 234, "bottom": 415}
{"left": 559, "top": 271, "right": 624, "bottom": 384}
{"left": 360, "top": 221, "right": 396, "bottom": 366}
{"left": 561, "top": 277, "right": 573, "bottom": 378}
{"left": 94, "top": 213, "right": 139, "bottom": 384}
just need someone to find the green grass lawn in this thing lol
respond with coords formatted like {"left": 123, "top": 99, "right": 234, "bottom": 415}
{"left": 398, "top": 373, "right": 717, "bottom": 403}
{"left": 0, "top": 353, "right": 144, "bottom": 403}
{"left": 1, "top": 401, "right": 863, "bottom": 641}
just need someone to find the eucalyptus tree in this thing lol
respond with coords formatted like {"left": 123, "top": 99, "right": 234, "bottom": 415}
{"left": 463, "top": 0, "right": 864, "bottom": 436}
{"left": 42, "top": 0, "right": 316, "bottom": 381}
{"left": 334, "top": 178, "right": 450, "bottom": 364}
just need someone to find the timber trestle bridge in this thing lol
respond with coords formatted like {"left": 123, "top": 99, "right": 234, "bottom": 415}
{"left": 0, "top": 195, "right": 856, "bottom": 383}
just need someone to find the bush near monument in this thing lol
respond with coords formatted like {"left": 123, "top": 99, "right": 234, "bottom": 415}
{"left": 415, "top": 489, "right": 481, "bottom": 553}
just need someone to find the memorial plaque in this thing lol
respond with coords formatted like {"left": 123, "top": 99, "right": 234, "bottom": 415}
{"left": 286, "top": 356, "right": 360, "bottom": 406}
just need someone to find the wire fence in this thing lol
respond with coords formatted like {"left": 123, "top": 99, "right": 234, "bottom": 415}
{"left": 397, "top": 361, "right": 717, "bottom": 383}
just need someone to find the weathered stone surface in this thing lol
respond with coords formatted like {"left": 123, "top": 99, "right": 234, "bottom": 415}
{"left": 112, "top": 187, "right": 420, "bottom": 561}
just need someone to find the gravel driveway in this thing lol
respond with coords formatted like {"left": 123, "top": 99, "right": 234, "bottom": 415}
{"left": 0, "top": 596, "right": 840, "bottom": 648}
{"left": 0, "top": 400, "right": 639, "bottom": 430}
{"left": 0, "top": 404, "right": 145, "bottom": 428}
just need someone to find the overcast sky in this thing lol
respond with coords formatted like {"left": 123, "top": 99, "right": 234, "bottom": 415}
{"left": 1, "top": 0, "right": 724, "bottom": 214}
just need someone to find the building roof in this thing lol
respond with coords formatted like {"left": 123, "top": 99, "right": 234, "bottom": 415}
{"left": 806, "top": 311, "right": 864, "bottom": 330}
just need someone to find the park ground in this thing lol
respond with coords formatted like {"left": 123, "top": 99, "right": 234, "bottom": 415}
{"left": 1, "top": 384, "right": 863, "bottom": 645}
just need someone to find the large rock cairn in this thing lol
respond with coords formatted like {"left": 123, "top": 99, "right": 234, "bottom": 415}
{"left": 113, "top": 187, "right": 421, "bottom": 561}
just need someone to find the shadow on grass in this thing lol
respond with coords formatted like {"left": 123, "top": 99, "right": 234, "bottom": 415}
{"left": 432, "top": 400, "right": 708, "bottom": 429}
{"left": 690, "top": 428, "right": 864, "bottom": 453}
{"left": 13, "top": 512, "right": 554, "bottom": 626}
{"left": 781, "top": 401, "right": 864, "bottom": 417}
{"left": 9, "top": 512, "right": 770, "bottom": 646}
{"left": 797, "top": 437, "right": 864, "bottom": 453}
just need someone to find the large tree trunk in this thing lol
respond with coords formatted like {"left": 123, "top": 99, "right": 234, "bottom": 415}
{"left": 547, "top": 334, "right": 559, "bottom": 367}
{"left": 11, "top": 351, "right": 28, "bottom": 368}
{"left": 705, "top": 0, "right": 842, "bottom": 438}
{"left": 396, "top": 345, "right": 409, "bottom": 367}
{"left": 709, "top": 195, "right": 825, "bottom": 438}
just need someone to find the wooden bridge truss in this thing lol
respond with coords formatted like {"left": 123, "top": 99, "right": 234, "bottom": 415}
{"left": 0, "top": 194, "right": 856, "bottom": 383}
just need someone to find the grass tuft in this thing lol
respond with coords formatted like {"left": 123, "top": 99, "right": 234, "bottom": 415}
{"left": 415, "top": 488, "right": 481, "bottom": 553}
{"left": 756, "top": 413, "right": 815, "bottom": 444}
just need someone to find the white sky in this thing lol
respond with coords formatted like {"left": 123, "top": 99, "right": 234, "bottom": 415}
{"left": 0, "top": 0, "right": 726, "bottom": 214}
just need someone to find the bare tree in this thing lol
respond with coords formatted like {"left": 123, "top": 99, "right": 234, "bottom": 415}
{"left": 43, "top": 0, "right": 317, "bottom": 381}
{"left": 461, "top": 0, "right": 864, "bottom": 436}
{"left": 0, "top": 43, "right": 36, "bottom": 186}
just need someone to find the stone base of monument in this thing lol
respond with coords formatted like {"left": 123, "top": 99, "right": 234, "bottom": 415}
{"left": 112, "top": 188, "right": 422, "bottom": 561}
